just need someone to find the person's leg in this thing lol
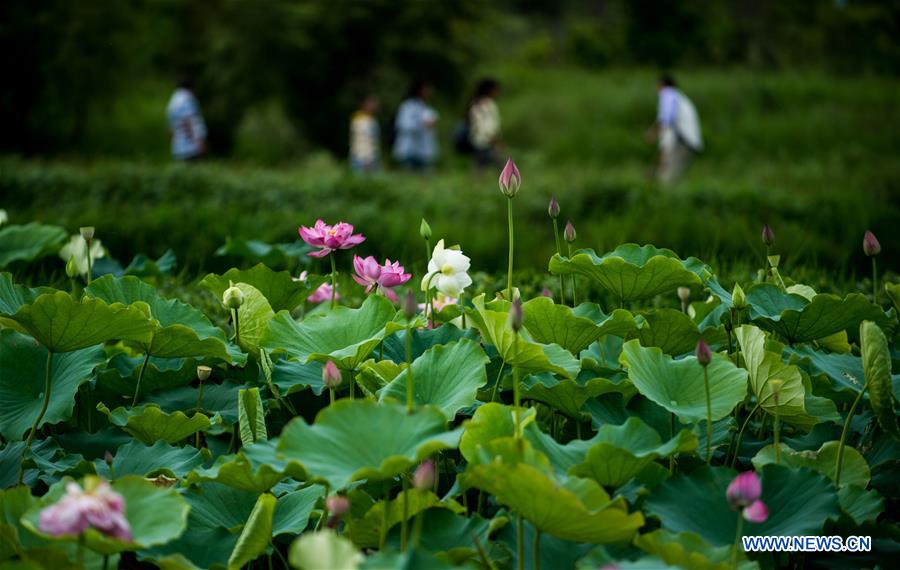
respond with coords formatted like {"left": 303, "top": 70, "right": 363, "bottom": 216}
{"left": 657, "top": 128, "right": 677, "bottom": 184}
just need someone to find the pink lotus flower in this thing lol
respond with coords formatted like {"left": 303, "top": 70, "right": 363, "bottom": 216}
{"left": 308, "top": 283, "right": 338, "bottom": 303}
{"left": 418, "top": 293, "right": 457, "bottom": 316}
{"left": 727, "top": 471, "right": 769, "bottom": 523}
{"left": 299, "top": 219, "right": 366, "bottom": 258}
{"left": 352, "top": 255, "right": 411, "bottom": 293}
{"left": 413, "top": 460, "right": 436, "bottom": 490}
{"left": 38, "top": 479, "right": 132, "bottom": 541}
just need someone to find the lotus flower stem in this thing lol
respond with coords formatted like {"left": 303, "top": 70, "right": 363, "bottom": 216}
{"left": 400, "top": 476, "right": 410, "bottom": 550}
{"left": 314, "top": 484, "right": 330, "bottom": 531}
{"left": 103, "top": 555, "right": 109, "bottom": 570}
{"left": 835, "top": 382, "right": 867, "bottom": 487}
{"left": 552, "top": 218, "right": 565, "bottom": 305}
{"left": 460, "top": 293, "right": 467, "bottom": 328}
{"left": 472, "top": 532, "right": 497, "bottom": 570}
{"left": 516, "top": 514, "right": 525, "bottom": 570}
{"left": 232, "top": 308, "right": 241, "bottom": 347}
{"left": 731, "top": 515, "right": 744, "bottom": 569}
{"left": 85, "top": 241, "right": 93, "bottom": 286}
{"left": 18, "top": 351, "right": 53, "bottom": 484}
{"left": 872, "top": 258, "right": 878, "bottom": 304}
{"left": 567, "top": 243, "right": 577, "bottom": 305}
{"left": 512, "top": 335, "right": 522, "bottom": 443}
{"left": 329, "top": 387, "right": 335, "bottom": 405}
{"left": 774, "top": 413, "right": 781, "bottom": 465}
{"left": 330, "top": 254, "right": 338, "bottom": 310}
{"left": 131, "top": 352, "right": 151, "bottom": 407}
{"left": 669, "top": 413, "right": 676, "bottom": 473}
{"left": 507, "top": 198, "right": 515, "bottom": 301}
{"left": 533, "top": 529, "right": 541, "bottom": 570}
{"left": 730, "top": 404, "right": 760, "bottom": 468}
{"left": 490, "top": 361, "right": 506, "bottom": 402}
{"left": 703, "top": 367, "right": 712, "bottom": 463}
{"left": 405, "top": 324, "right": 414, "bottom": 413}
{"left": 77, "top": 534, "right": 85, "bottom": 568}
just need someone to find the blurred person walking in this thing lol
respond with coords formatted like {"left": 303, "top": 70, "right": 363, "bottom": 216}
{"left": 349, "top": 95, "right": 381, "bottom": 173}
{"left": 166, "top": 78, "right": 207, "bottom": 161}
{"left": 392, "top": 80, "right": 438, "bottom": 171}
{"left": 647, "top": 75, "right": 702, "bottom": 184}
{"left": 467, "top": 78, "right": 503, "bottom": 169}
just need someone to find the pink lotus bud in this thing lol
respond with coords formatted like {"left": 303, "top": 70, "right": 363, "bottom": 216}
{"left": 413, "top": 460, "right": 436, "bottom": 490}
{"left": 727, "top": 471, "right": 762, "bottom": 510}
{"left": 322, "top": 361, "right": 341, "bottom": 389}
{"left": 761, "top": 224, "right": 775, "bottom": 247}
{"left": 498, "top": 157, "right": 521, "bottom": 198}
{"left": 326, "top": 495, "right": 350, "bottom": 516}
{"left": 863, "top": 230, "right": 881, "bottom": 257}
{"left": 508, "top": 299, "right": 524, "bottom": 332}
{"left": 548, "top": 196, "right": 560, "bottom": 219}
{"left": 743, "top": 500, "right": 769, "bottom": 523}
{"left": 541, "top": 288, "right": 553, "bottom": 298}
{"left": 695, "top": 339, "right": 712, "bottom": 367}
{"left": 564, "top": 220, "right": 576, "bottom": 243}
{"left": 403, "top": 290, "right": 417, "bottom": 321}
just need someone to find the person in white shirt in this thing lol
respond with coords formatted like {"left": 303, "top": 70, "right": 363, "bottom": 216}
{"left": 349, "top": 95, "right": 381, "bottom": 173}
{"left": 467, "top": 78, "right": 502, "bottom": 169}
{"left": 166, "top": 78, "right": 207, "bottom": 161}
{"left": 393, "top": 81, "right": 438, "bottom": 171}
{"left": 648, "top": 75, "right": 703, "bottom": 184}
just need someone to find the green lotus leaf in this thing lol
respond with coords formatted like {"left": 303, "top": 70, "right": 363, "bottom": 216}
{"left": 399, "top": 509, "right": 491, "bottom": 564}
{"left": 273, "top": 486, "right": 323, "bottom": 537}
{"left": 360, "top": 548, "right": 458, "bottom": 570}
{"left": 521, "top": 296, "right": 608, "bottom": 354}
{"left": 272, "top": 358, "right": 326, "bottom": 396}
{"left": 788, "top": 345, "right": 865, "bottom": 396}
{"left": 0, "top": 273, "right": 47, "bottom": 316}
{"left": 8, "top": 291, "right": 155, "bottom": 353}
{"left": 289, "top": 530, "right": 363, "bottom": 570}
{"left": 97, "top": 403, "right": 213, "bottom": 444}
{"left": 123, "top": 249, "right": 177, "bottom": 278}
{"left": 645, "top": 465, "right": 840, "bottom": 546}
{"left": 0, "top": 330, "right": 105, "bottom": 440}
{"left": 838, "top": 485, "right": 884, "bottom": 525}
{"left": 549, "top": 244, "right": 708, "bottom": 303}
{"left": 734, "top": 325, "right": 805, "bottom": 417}
{"left": 461, "top": 439, "right": 644, "bottom": 543}
{"left": 747, "top": 284, "right": 886, "bottom": 344}
{"left": 380, "top": 326, "right": 474, "bottom": 363}
{"left": 214, "top": 239, "right": 312, "bottom": 268}
{"left": 238, "top": 387, "right": 267, "bottom": 446}
{"left": 634, "top": 529, "right": 746, "bottom": 570}
{"left": 467, "top": 294, "right": 580, "bottom": 378}
{"left": 860, "top": 320, "right": 899, "bottom": 438}
{"left": 572, "top": 304, "right": 639, "bottom": 339}
{"left": 0, "top": 222, "right": 66, "bottom": 268}
{"left": 629, "top": 309, "right": 704, "bottom": 356}
{"left": 0, "top": 486, "right": 43, "bottom": 552}
{"left": 348, "top": 488, "right": 463, "bottom": 548}
{"left": 278, "top": 399, "right": 460, "bottom": 490}
{"left": 23, "top": 475, "right": 189, "bottom": 555}
{"left": 379, "top": 339, "right": 488, "bottom": 420}
{"left": 261, "top": 294, "right": 402, "bottom": 370}
{"left": 886, "top": 282, "right": 900, "bottom": 313}
{"left": 93, "top": 440, "right": 203, "bottom": 480}
{"left": 97, "top": 354, "right": 199, "bottom": 397}
{"left": 752, "top": 441, "right": 869, "bottom": 487}
{"left": 521, "top": 373, "right": 618, "bottom": 419}
{"left": 232, "top": 282, "right": 275, "bottom": 357}
{"left": 459, "top": 403, "right": 537, "bottom": 464}
{"left": 570, "top": 417, "right": 698, "bottom": 487}
{"left": 187, "top": 441, "right": 305, "bottom": 493}
{"left": 147, "top": 381, "right": 242, "bottom": 425}
{"left": 200, "top": 263, "right": 313, "bottom": 312}
{"left": 619, "top": 340, "right": 748, "bottom": 424}
{"left": 227, "top": 493, "right": 275, "bottom": 570}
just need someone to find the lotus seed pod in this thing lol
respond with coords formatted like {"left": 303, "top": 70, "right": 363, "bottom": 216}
{"left": 322, "top": 361, "right": 342, "bottom": 389}
{"left": 79, "top": 226, "right": 95, "bottom": 241}
{"left": 564, "top": 220, "right": 576, "bottom": 243}
{"left": 413, "top": 459, "right": 436, "bottom": 490}
{"left": 863, "top": 230, "right": 881, "bottom": 257}
{"left": 695, "top": 339, "right": 712, "bottom": 367}
{"left": 677, "top": 287, "right": 691, "bottom": 303}
{"left": 548, "top": 196, "right": 560, "bottom": 219}
{"left": 222, "top": 286, "right": 245, "bottom": 309}
{"left": 508, "top": 299, "right": 524, "bottom": 332}
{"left": 197, "top": 365, "right": 212, "bottom": 381}
{"left": 732, "top": 283, "right": 747, "bottom": 309}
{"left": 65, "top": 255, "right": 79, "bottom": 278}
{"left": 326, "top": 495, "right": 350, "bottom": 516}
{"left": 761, "top": 224, "right": 774, "bottom": 247}
{"left": 419, "top": 218, "right": 432, "bottom": 240}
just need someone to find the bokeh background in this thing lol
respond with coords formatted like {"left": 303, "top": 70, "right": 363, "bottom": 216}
{"left": 1, "top": 0, "right": 898, "bottom": 286}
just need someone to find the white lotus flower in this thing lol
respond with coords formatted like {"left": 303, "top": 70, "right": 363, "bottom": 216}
{"left": 59, "top": 234, "right": 105, "bottom": 276}
{"left": 421, "top": 239, "right": 472, "bottom": 297}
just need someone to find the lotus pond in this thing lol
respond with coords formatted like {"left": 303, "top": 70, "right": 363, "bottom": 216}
{"left": 0, "top": 170, "right": 897, "bottom": 570}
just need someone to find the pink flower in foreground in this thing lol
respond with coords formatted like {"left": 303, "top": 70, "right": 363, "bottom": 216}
{"left": 299, "top": 219, "right": 365, "bottom": 258}
{"left": 352, "top": 255, "right": 411, "bottom": 293}
{"left": 727, "top": 471, "right": 769, "bottom": 523}
{"left": 308, "top": 283, "right": 338, "bottom": 303}
{"left": 38, "top": 479, "right": 132, "bottom": 541}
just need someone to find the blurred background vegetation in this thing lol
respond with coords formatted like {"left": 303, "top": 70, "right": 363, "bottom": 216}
{"left": 1, "top": 0, "right": 898, "bottom": 285}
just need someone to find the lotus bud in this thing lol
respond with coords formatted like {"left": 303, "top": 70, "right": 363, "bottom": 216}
{"left": 564, "top": 220, "right": 576, "bottom": 243}
{"left": 743, "top": 500, "right": 769, "bottom": 523}
{"left": 403, "top": 290, "right": 417, "bottom": 321}
{"left": 541, "top": 288, "right": 553, "bottom": 298}
{"left": 65, "top": 255, "right": 79, "bottom": 278}
{"left": 761, "top": 224, "right": 774, "bottom": 247}
{"left": 104, "top": 451, "right": 114, "bottom": 466}
{"left": 863, "top": 230, "right": 881, "bottom": 257}
{"left": 419, "top": 218, "right": 432, "bottom": 240}
{"left": 79, "top": 226, "right": 95, "bottom": 242}
{"left": 732, "top": 283, "right": 747, "bottom": 309}
{"left": 325, "top": 495, "right": 350, "bottom": 517}
{"left": 695, "top": 339, "right": 712, "bottom": 367}
{"left": 413, "top": 459, "right": 436, "bottom": 490}
{"left": 498, "top": 157, "right": 521, "bottom": 198}
{"left": 322, "top": 361, "right": 341, "bottom": 389}
{"left": 197, "top": 365, "right": 212, "bottom": 381}
{"left": 222, "top": 286, "right": 245, "bottom": 309}
{"left": 508, "top": 299, "right": 524, "bottom": 332}
{"left": 548, "top": 196, "right": 560, "bottom": 219}
{"left": 727, "top": 471, "right": 762, "bottom": 510}
{"left": 767, "top": 255, "right": 780, "bottom": 269}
